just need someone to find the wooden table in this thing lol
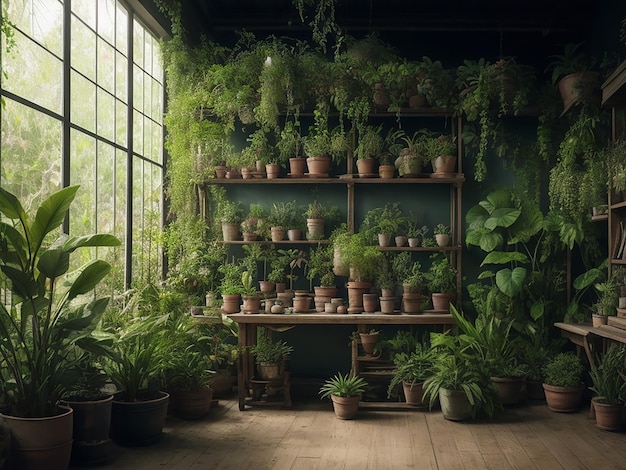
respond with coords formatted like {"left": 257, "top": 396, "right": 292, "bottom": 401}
{"left": 554, "top": 321, "right": 626, "bottom": 368}
{"left": 229, "top": 312, "right": 456, "bottom": 410}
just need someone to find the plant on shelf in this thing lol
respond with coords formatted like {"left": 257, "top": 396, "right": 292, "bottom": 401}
{"left": 319, "top": 371, "right": 368, "bottom": 419}
{"left": 433, "top": 223, "right": 451, "bottom": 246}
{"left": 268, "top": 200, "right": 298, "bottom": 229}
{"left": 379, "top": 127, "right": 405, "bottom": 166}
{"left": 395, "top": 130, "right": 427, "bottom": 176}
{"left": 241, "top": 203, "right": 267, "bottom": 240}
{"left": 606, "top": 139, "right": 626, "bottom": 200}
{"left": 268, "top": 247, "right": 296, "bottom": 286}
{"left": 306, "top": 244, "right": 336, "bottom": 288}
{"left": 426, "top": 253, "right": 458, "bottom": 294}
{"left": 417, "top": 56, "right": 458, "bottom": 109}
{"left": 360, "top": 202, "right": 406, "bottom": 245}
{"left": 355, "top": 124, "right": 384, "bottom": 160}
{"left": 277, "top": 120, "right": 303, "bottom": 162}
{"left": 333, "top": 231, "right": 383, "bottom": 283}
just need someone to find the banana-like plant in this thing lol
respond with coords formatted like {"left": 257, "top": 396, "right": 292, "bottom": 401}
{"left": 0, "top": 185, "right": 120, "bottom": 417}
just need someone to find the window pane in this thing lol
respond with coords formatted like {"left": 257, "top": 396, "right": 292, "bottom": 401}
{"left": 133, "top": 63, "right": 143, "bottom": 111}
{"left": 97, "top": 37, "right": 115, "bottom": 92}
{"left": 72, "top": 0, "right": 96, "bottom": 30}
{"left": 71, "top": 71, "right": 96, "bottom": 133}
{"left": 150, "top": 76, "right": 162, "bottom": 121}
{"left": 116, "top": 99, "right": 127, "bottom": 146}
{"left": 69, "top": 129, "right": 96, "bottom": 238}
{"left": 97, "top": 0, "right": 116, "bottom": 45}
{"left": 6, "top": 0, "right": 63, "bottom": 57}
{"left": 71, "top": 15, "right": 96, "bottom": 81}
{"left": 133, "top": 109, "right": 143, "bottom": 155}
{"left": 116, "top": 51, "right": 127, "bottom": 102}
{"left": 116, "top": 4, "right": 128, "bottom": 55}
{"left": 97, "top": 87, "right": 115, "bottom": 142}
{"left": 133, "top": 18, "right": 144, "bottom": 68}
{"left": 3, "top": 30, "right": 63, "bottom": 114}
{"left": 0, "top": 98, "right": 62, "bottom": 211}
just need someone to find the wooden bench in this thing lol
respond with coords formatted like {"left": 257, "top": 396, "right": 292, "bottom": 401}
{"left": 555, "top": 319, "right": 626, "bottom": 369}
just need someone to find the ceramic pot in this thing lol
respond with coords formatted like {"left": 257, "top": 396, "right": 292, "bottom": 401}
{"left": 403, "top": 381, "right": 425, "bottom": 406}
{"left": 439, "top": 388, "right": 473, "bottom": 421}
{"left": 592, "top": 397, "right": 623, "bottom": 431}
{"left": 330, "top": 395, "right": 361, "bottom": 420}
{"left": 110, "top": 391, "right": 170, "bottom": 446}
{"left": 289, "top": 157, "right": 306, "bottom": 177}
{"left": 491, "top": 376, "right": 524, "bottom": 405}
{"left": 221, "top": 294, "right": 241, "bottom": 314}
{"left": 543, "top": 383, "right": 585, "bottom": 413}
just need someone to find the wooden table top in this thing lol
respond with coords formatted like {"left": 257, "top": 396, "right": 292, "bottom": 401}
{"left": 228, "top": 312, "right": 455, "bottom": 325}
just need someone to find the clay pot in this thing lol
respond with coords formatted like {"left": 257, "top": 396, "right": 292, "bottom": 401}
{"left": 543, "top": 383, "right": 585, "bottom": 413}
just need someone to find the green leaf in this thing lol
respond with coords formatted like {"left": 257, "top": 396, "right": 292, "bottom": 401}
{"left": 0, "top": 186, "right": 27, "bottom": 220}
{"left": 509, "top": 205, "right": 543, "bottom": 244}
{"left": 477, "top": 270, "right": 494, "bottom": 280}
{"left": 573, "top": 268, "right": 603, "bottom": 290}
{"left": 484, "top": 208, "right": 520, "bottom": 230}
{"left": 38, "top": 248, "right": 70, "bottom": 278}
{"left": 62, "top": 234, "right": 121, "bottom": 252}
{"left": 495, "top": 267, "right": 527, "bottom": 297}
{"left": 67, "top": 260, "right": 112, "bottom": 300}
{"left": 483, "top": 189, "right": 514, "bottom": 213}
{"left": 465, "top": 205, "right": 489, "bottom": 230}
{"left": 481, "top": 251, "right": 529, "bottom": 266}
{"left": 530, "top": 299, "right": 544, "bottom": 321}
{"left": 30, "top": 186, "right": 79, "bottom": 254}
{"left": 479, "top": 232, "right": 503, "bottom": 252}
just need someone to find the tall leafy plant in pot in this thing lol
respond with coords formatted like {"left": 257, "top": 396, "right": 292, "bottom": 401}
{"left": 0, "top": 185, "right": 120, "bottom": 468}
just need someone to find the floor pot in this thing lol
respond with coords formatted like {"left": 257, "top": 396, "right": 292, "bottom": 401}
{"left": 491, "top": 376, "right": 524, "bottom": 406}
{"left": 330, "top": 395, "right": 361, "bottom": 420}
{"left": 171, "top": 386, "right": 214, "bottom": 420}
{"left": 209, "top": 368, "right": 235, "bottom": 397}
{"left": 592, "top": 397, "right": 623, "bottom": 431}
{"left": 221, "top": 294, "right": 241, "bottom": 314}
{"left": 542, "top": 383, "right": 585, "bottom": 413}
{"left": 403, "top": 381, "right": 425, "bottom": 406}
{"left": 62, "top": 395, "right": 113, "bottom": 466}
{"left": 2, "top": 405, "right": 73, "bottom": 470}
{"left": 431, "top": 292, "right": 456, "bottom": 312}
{"left": 359, "top": 332, "right": 380, "bottom": 355}
{"left": 110, "top": 391, "right": 170, "bottom": 446}
{"left": 439, "top": 388, "right": 473, "bottom": 421}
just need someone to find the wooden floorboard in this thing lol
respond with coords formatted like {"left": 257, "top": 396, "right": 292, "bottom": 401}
{"left": 77, "top": 397, "right": 626, "bottom": 470}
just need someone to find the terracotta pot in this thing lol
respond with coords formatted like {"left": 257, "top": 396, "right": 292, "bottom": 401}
{"left": 362, "top": 293, "right": 379, "bottom": 313}
{"left": 293, "top": 294, "right": 312, "bottom": 313}
{"left": 347, "top": 281, "right": 371, "bottom": 310}
{"left": 258, "top": 280, "right": 275, "bottom": 293}
{"left": 378, "top": 233, "right": 391, "bottom": 247}
{"left": 491, "top": 376, "right": 524, "bottom": 406}
{"left": 314, "top": 286, "right": 338, "bottom": 298}
{"left": 373, "top": 83, "right": 391, "bottom": 109}
{"left": 402, "top": 292, "right": 422, "bottom": 314}
{"left": 214, "top": 166, "right": 227, "bottom": 178}
{"left": 359, "top": 332, "right": 379, "bottom": 355}
{"left": 221, "top": 294, "right": 241, "bottom": 314}
{"left": 306, "top": 156, "right": 331, "bottom": 176}
{"left": 395, "top": 235, "right": 408, "bottom": 247}
{"left": 592, "top": 397, "right": 623, "bottom": 431}
{"left": 242, "top": 295, "right": 260, "bottom": 314}
{"left": 242, "top": 232, "right": 257, "bottom": 242}
{"left": 431, "top": 293, "right": 456, "bottom": 312}
{"left": 557, "top": 71, "right": 599, "bottom": 112}
{"left": 592, "top": 314, "right": 608, "bottom": 327}
{"left": 2, "top": 405, "right": 74, "bottom": 470}
{"left": 543, "top": 383, "right": 585, "bottom": 413}
{"left": 330, "top": 394, "right": 361, "bottom": 420}
{"left": 265, "top": 163, "right": 280, "bottom": 179}
{"left": 379, "top": 164, "right": 395, "bottom": 179}
{"left": 356, "top": 157, "right": 376, "bottom": 176}
{"left": 408, "top": 237, "right": 421, "bottom": 247}
{"left": 289, "top": 157, "right": 306, "bottom": 177}
{"left": 208, "top": 368, "right": 235, "bottom": 397}
{"left": 408, "top": 93, "right": 427, "bottom": 108}
{"left": 271, "top": 226, "right": 286, "bottom": 242}
{"left": 277, "top": 291, "right": 294, "bottom": 307}
{"left": 275, "top": 283, "right": 287, "bottom": 294}
{"left": 221, "top": 222, "right": 240, "bottom": 242}
{"left": 379, "top": 296, "right": 396, "bottom": 314}
{"left": 439, "top": 388, "right": 473, "bottom": 421}
{"left": 403, "top": 381, "right": 425, "bottom": 406}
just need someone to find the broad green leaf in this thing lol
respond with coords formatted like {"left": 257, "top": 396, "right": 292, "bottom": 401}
{"left": 509, "top": 204, "right": 543, "bottom": 243}
{"left": 0, "top": 222, "right": 27, "bottom": 266}
{"left": 30, "top": 186, "right": 79, "bottom": 254}
{"left": 479, "top": 231, "right": 503, "bottom": 252}
{"left": 1, "top": 265, "right": 39, "bottom": 300}
{"left": 38, "top": 248, "right": 70, "bottom": 278}
{"left": 62, "top": 234, "right": 121, "bottom": 252}
{"left": 496, "top": 267, "right": 527, "bottom": 297}
{"left": 477, "top": 270, "right": 494, "bottom": 280}
{"left": 481, "top": 251, "right": 529, "bottom": 266}
{"left": 67, "top": 260, "right": 112, "bottom": 299}
{"left": 573, "top": 268, "right": 603, "bottom": 290}
{"left": 465, "top": 229, "right": 483, "bottom": 247}
{"left": 484, "top": 208, "right": 520, "bottom": 230}
{"left": 0, "top": 186, "right": 27, "bottom": 220}
{"left": 483, "top": 189, "right": 514, "bottom": 212}
{"left": 466, "top": 205, "right": 489, "bottom": 230}
{"left": 530, "top": 299, "right": 544, "bottom": 321}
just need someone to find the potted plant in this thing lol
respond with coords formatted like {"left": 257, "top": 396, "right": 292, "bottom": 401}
{"left": 278, "top": 121, "right": 305, "bottom": 177}
{"left": 240, "top": 203, "right": 267, "bottom": 241}
{"left": 218, "top": 262, "right": 244, "bottom": 314}
{"left": 358, "top": 328, "right": 381, "bottom": 356}
{"left": 268, "top": 201, "right": 297, "bottom": 241}
{"left": 162, "top": 312, "right": 216, "bottom": 420}
{"left": 306, "top": 244, "right": 338, "bottom": 310}
{"left": 303, "top": 199, "right": 341, "bottom": 240}
{"left": 426, "top": 253, "right": 458, "bottom": 312}
{"left": 241, "top": 270, "right": 261, "bottom": 314}
{"left": 249, "top": 329, "right": 293, "bottom": 381}
{"left": 406, "top": 213, "right": 428, "bottom": 247}
{"left": 215, "top": 195, "right": 244, "bottom": 241}
{"left": 542, "top": 352, "right": 586, "bottom": 413}
{"left": 98, "top": 287, "right": 172, "bottom": 446}
{"left": 423, "top": 322, "right": 500, "bottom": 421}
{"left": 395, "top": 130, "right": 426, "bottom": 177}
{"left": 0, "top": 185, "right": 120, "bottom": 468}
{"left": 387, "top": 343, "right": 435, "bottom": 407}
{"left": 591, "top": 277, "right": 619, "bottom": 327}
{"left": 433, "top": 223, "right": 451, "bottom": 246}
{"left": 319, "top": 372, "right": 368, "bottom": 420}
{"left": 423, "top": 133, "right": 458, "bottom": 176}
{"left": 588, "top": 344, "right": 626, "bottom": 431}
{"left": 379, "top": 128, "right": 404, "bottom": 178}
{"left": 354, "top": 124, "right": 384, "bottom": 176}
{"left": 360, "top": 202, "right": 405, "bottom": 247}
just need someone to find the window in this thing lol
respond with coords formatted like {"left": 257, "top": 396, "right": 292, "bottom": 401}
{"left": 1, "top": 0, "right": 164, "bottom": 291}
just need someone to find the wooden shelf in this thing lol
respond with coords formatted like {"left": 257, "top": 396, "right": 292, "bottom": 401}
{"left": 602, "top": 59, "right": 626, "bottom": 107}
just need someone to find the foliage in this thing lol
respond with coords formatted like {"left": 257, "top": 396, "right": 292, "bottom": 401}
{"left": 360, "top": 202, "right": 406, "bottom": 241}
{"left": 250, "top": 329, "right": 293, "bottom": 365}
{"left": 355, "top": 125, "right": 384, "bottom": 159}
{"left": 277, "top": 120, "right": 303, "bottom": 162}
{"left": 387, "top": 342, "right": 435, "bottom": 398}
{"left": 426, "top": 254, "right": 457, "bottom": 294}
{"left": 319, "top": 372, "right": 368, "bottom": 398}
{"left": 422, "top": 134, "right": 457, "bottom": 159}
{"left": 332, "top": 231, "right": 382, "bottom": 282}
{"left": 306, "top": 244, "right": 335, "bottom": 287}
{"left": 588, "top": 344, "right": 626, "bottom": 405}
{"left": 0, "top": 186, "right": 119, "bottom": 417}
{"left": 423, "top": 317, "right": 501, "bottom": 418}
{"left": 433, "top": 223, "right": 450, "bottom": 235}
{"left": 545, "top": 42, "right": 597, "bottom": 85}
{"left": 606, "top": 140, "right": 626, "bottom": 194}
{"left": 268, "top": 200, "right": 299, "bottom": 228}
{"left": 218, "top": 262, "right": 244, "bottom": 295}
{"left": 268, "top": 248, "right": 297, "bottom": 284}
{"left": 542, "top": 352, "right": 585, "bottom": 388}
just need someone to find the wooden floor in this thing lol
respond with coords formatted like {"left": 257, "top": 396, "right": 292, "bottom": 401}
{"left": 79, "top": 396, "right": 626, "bottom": 470}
